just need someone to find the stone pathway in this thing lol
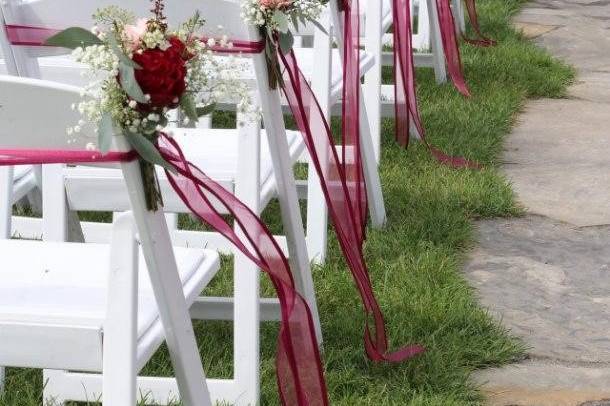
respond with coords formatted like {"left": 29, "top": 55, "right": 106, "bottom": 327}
{"left": 463, "top": 1, "right": 610, "bottom": 405}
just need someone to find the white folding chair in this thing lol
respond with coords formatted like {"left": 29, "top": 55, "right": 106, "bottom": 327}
{"left": 0, "top": 1, "right": 322, "bottom": 404}
{"left": 363, "top": 0, "right": 448, "bottom": 162}
{"left": 0, "top": 75, "right": 220, "bottom": 406}
{"left": 0, "top": 23, "right": 42, "bottom": 238}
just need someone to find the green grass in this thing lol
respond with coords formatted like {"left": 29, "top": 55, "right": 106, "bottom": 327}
{"left": 1, "top": 0, "right": 574, "bottom": 405}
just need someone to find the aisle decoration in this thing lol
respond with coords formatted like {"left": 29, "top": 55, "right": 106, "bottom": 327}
{"left": 3, "top": 3, "right": 328, "bottom": 404}
{"left": 463, "top": 0, "right": 497, "bottom": 47}
{"left": 244, "top": 0, "right": 426, "bottom": 364}
{"left": 48, "top": 3, "right": 253, "bottom": 211}
{"left": 392, "top": 0, "right": 479, "bottom": 167}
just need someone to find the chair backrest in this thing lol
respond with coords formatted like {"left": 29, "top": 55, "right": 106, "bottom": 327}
{"left": 0, "top": 75, "right": 97, "bottom": 150}
{"left": 0, "top": 0, "right": 249, "bottom": 77}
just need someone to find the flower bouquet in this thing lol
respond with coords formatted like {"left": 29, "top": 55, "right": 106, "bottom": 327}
{"left": 241, "top": 0, "right": 325, "bottom": 88}
{"left": 46, "top": 0, "right": 251, "bottom": 210}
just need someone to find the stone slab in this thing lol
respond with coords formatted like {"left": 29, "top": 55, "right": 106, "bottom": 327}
{"left": 569, "top": 72, "right": 610, "bottom": 104}
{"left": 473, "top": 361, "right": 610, "bottom": 406}
{"left": 468, "top": 0, "right": 610, "bottom": 404}
{"left": 513, "top": 22, "right": 560, "bottom": 39}
{"left": 502, "top": 99, "right": 610, "bottom": 227}
{"left": 465, "top": 216, "right": 610, "bottom": 363}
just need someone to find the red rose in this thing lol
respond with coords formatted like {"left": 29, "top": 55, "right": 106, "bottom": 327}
{"left": 131, "top": 37, "right": 191, "bottom": 108}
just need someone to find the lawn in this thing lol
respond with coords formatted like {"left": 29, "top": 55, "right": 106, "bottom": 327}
{"left": 1, "top": 0, "right": 574, "bottom": 405}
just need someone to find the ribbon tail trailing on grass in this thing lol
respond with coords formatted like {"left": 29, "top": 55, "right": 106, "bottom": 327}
{"left": 277, "top": 48, "right": 426, "bottom": 362}
{"left": 462, "top": 0, "right": 497, "bottom": 47}
{"left": 393, "top": 0, "right": 480, "bottom": 168}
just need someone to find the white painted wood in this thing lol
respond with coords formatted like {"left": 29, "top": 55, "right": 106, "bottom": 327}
{"left": 452, "top": 0, "right": 466, "bottom": 34}
{"left": 427, "top": 0, "right": 448, "bottom": 84}
{"left": 330, "top": 0, "right": 387, "bottom": 229}
{"left": 233, "top": 110, "right": 261, "bottom": 405}
{"left": 248, "top": 24, "right": 323, "bottom": 344}
{"left": 0, "top": 167, "right": 13, "bottom": 239}
{"left": 191, "top": 297, "right": 281, "bottom": 321}
{"left": 103, "top": 212, "right": 139, "bottom": 406}
{"left": 0, "top": 76, "right": 219, "bottom": 405}
{"left": 43, "top": 370, "right": 240, "bottom": 405}
{"left": 119, "top": 147, "right": 212, "bottom": 406}
{"left": 413, "top": 0, "right": 432, "bottom": 51}
{"left": 364, "top": 0, "right": 384, "bottom": 163}
{"left": 306, "top": 11, "right": 332, "bottom": 265}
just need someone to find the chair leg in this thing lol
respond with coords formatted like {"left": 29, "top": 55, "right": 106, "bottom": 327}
{"left": 306, "top": 12, "right": 332, "bottom": 265}
{"left": 251, "top": 50, "right": 323, "bottom": 344}
{"left": 306, "top": 165, "right": 329, "bottom": 264}
{"left": 415, "top": 0, "right": 432, "bottom": 51}
{"left": 43, "top": 370, "right": 66, "bottom": 406}
{"left": 329, "top": 1, "right": 387, "bottom": 229}
{"left": 232, "top": 250, "right": 261, "bottom": 405}
{"left": 364, "top": 0, "right": 383, "bottom": 164}
{"left": 0, "top": 366, "right": 5, "bottom": 395}
{"left": 359, "top": 93, "right": 387, "bottom": 229}
{"left": 452, "top": 0, "right": 466, "bottom": 34}
{"left": 232, "top": 113, "right": 262, "bottom": 404}
{"left": 25, "top": 165, "right": 43, "bottom": 215}
{"left": 427, "top": 0, "right": 448, "bottom": 84}
{"left": 103, "top": 213, "right": 139, "bottom": 406}
{"left": 0, "top": 166, "right": 14, "bottom": 239}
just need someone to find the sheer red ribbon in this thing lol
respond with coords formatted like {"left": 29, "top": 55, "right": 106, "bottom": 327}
{"left": 435, "top": 0, "right": 470, "bottom": 96}
{"left": 462, "top": 0, "right": 496, "bottom": 47}
{"left": 393, "top": 0, "right": 479, "bottom": 168}
{"left": 0, "top": 141, "right": 329, "bottom": 406}
{"left": 340, "top": 0, "right": 367, "bottom": 241}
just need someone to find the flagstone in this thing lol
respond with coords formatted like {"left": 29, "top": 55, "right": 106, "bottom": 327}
{"left": 468, "top": 0, "right": 610, "bottom": 404}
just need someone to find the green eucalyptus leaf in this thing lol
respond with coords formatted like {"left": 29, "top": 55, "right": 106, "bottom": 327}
{"left": 310, "top": 19, "right": 329, "bottom": 35}
{"left": 179, "top": 94, "right": 198, "bottom": 122}
{"left": 272, "top": 10, "right": 289, "bottom": 33}
{"left": 45, "top": 27, "right": 103, "bottom": 49}
{"left": 119, "top": 63, "right": 147, "bottom": 103}
{"left": 126, "top": 132, "right": 176, "bottom": 174}
{"left": 196, "top": 103, "right": 216, "bottom": 117}
{"left": 278, "top": 31, "right": 294, "bottom": 54}
{"left": 98, "top": 113, "right": 115, "bottom": 154}
{"left": 291, "top": 14, "right": 300, "bottom": 32}
{"left": 108, "top": 33, "right": 141, "bottom": 69}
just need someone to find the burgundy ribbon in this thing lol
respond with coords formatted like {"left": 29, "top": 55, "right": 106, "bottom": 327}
{"left": 4, "top": 24, "right": 60, "bottom": 46}
{"left": 157, "top": 134, "right": 328, "bottom": 406}
{"left": 462, "top": 0, "right": 496, "bottom": 47}
{"left": 393, "top": 0, "right": 479, "bottom": 168}
{"left": 257, "top": 0, "right": 423, "bottom": 362}
{"left": 435, "top": 0, "right": 470, "bottom": 96}
{"left": 339, "top": 0, "right": 367, "bottom": 242}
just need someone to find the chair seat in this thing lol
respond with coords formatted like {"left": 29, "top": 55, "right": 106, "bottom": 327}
{"left": 63, "top": 128, "right": 305, "bottom": 213}
{"left": 0, "top": 239, "right": 220, "bottom": 372}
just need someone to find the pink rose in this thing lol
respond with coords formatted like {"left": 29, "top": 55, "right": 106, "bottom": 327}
{"left": 124, "top": 18, "right": 149, "bottom": 50}
{"left": 259, "top": 0, "right": 293, "bottom": 9}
